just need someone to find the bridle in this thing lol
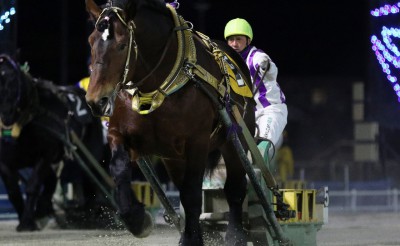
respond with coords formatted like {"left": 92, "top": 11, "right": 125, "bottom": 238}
{"left": 94, "top": 6, "right": 176, "bottom": 93}
{"left": 0, "top": 55, "right": 23, "bottom": 128}
{"left": 95, "top": 6, "right": 138, "bottom": 93}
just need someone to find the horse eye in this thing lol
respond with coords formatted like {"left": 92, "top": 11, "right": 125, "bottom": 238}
{"left": 96, "top": 19, "right": 109, "bottom": 33}
{"left": 118, "top": 44, "right": 127, "bottom": 51}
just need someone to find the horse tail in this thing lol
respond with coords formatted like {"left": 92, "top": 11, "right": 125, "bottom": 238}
{"left": 205, "top": 149, "right": 222, "bottom": 177}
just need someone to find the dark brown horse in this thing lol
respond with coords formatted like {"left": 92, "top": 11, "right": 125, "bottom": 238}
{"left": 0, "top": 54, "right": 108, "bottom": 231}
{"left": 85, "top": 0, "right": 255, "bottom": 245}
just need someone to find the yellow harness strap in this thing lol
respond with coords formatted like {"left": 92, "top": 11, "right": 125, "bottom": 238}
{"left": 0, "top": 121, "right": 21, "bottom": 138}
{"left": 130, "top": 4, "right": 252, "bottom": 115}
{"left": 131, "top": 4, "right": 196, "bottom": 114}
{"left": 195, "top": 31, "right": 252, "bottom": 98}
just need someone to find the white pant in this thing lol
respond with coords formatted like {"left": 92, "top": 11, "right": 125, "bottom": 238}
{"left": 255, "top": 103, "right": 288, "bottom": 147}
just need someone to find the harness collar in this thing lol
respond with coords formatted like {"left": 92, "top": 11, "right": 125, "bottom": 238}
{"left": 97, "top": 4, "right": 252, "bottom": 115}
{"left": 129, "top": 3, "right": 198, "bottom": 114}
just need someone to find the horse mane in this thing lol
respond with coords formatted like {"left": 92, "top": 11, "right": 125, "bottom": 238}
{"left": 113, "top": 0, "right": 169, "bottom": 20}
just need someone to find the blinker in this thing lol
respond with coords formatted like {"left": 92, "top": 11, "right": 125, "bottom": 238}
{"left": 96, "top": 17, "right": 110, "bottom": 33}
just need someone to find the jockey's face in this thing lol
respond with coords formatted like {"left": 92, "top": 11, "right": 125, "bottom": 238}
{"left": 227, "top": 35, "right": 250, "bottom": 53}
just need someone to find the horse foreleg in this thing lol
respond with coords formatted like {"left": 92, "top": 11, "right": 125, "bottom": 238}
{"left": 109, "top": 145, "right": 148, "bottom": 237}
{"left": 0, "top": 165, "right": 25, "bottom": 223}
{"left": 176, "top": 144, "right": 208, "bottom": 246}
{"left": 35, "top": 168, "right": 57, "bottom": 219}
{"left": 222, "top": 143, "right": 248, "bottom": 246}
{"left": 18, "top": 159, "right": 53, "bottom": 232}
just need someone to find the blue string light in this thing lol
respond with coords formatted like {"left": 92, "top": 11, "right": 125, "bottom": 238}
{"left": 0, "top": 6, "right": 16, "bottom": 32}
{"left": 370, "top": 2, "right": 400, "bottom": 103}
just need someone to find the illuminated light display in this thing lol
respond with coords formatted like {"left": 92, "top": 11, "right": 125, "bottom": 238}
{"left": 0, "top": 6, "right": 16, "bottom": 32}
{"left": 370, "top": 2, "right": 400, "bottom": 102}
{"left": 371, "top": 3, "right": 400, "bottom": 16}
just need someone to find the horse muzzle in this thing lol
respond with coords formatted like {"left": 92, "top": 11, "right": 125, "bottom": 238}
{"left": 86, "top": 96, "right": 115, "bottom": 117}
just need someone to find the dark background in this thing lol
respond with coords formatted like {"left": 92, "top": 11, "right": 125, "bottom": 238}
{"left": 8, "top": 0, "right": 370, "bottom": 83}
{"left": 1, "top": 0, "right": 399, "bottom": 179}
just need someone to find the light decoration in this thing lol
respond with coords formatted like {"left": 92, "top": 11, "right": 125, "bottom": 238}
{"left": 371, "top": 3, "right": 400, "bottom": 17}
{"left": 370, "top": 2, "right": 400, "bottom": 102}
{"left": 0, "top": 6, "right": 16, "bottom": 32}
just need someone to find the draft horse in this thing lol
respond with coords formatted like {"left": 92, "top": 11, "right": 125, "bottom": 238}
{"left": 85, "top": 0, "right": 255, "bottom": 245}
{"left": 0, "top": 54, "right": 106, "bottom": 231}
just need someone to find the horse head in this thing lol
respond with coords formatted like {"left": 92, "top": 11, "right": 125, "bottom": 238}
{"left": 85, "top": 0, "right": 176, "bottom": 117}
{"left": 85, "top": 0, "right": 137, "bottom": 117}
{"left": 0, "top": 54, "right": 23, "bottom": 127}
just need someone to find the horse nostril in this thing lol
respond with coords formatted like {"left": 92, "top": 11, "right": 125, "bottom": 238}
{"left": 86, "top": 96, "right": 110, "bottom": 117}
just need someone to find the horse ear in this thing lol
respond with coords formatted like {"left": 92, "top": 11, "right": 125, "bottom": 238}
{"left": 85, "top": 0, "right": 101, "bottom": 20}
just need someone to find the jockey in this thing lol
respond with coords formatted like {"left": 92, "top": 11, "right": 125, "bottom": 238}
{"left": 224, "top": 18, "right": 288, "bottom": 153}
{"left": 203, "top": 19, "right": 288, "bottom": 189}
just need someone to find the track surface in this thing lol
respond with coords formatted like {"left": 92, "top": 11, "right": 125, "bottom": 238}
{"left": 0, "top": 212, "right": 399, "bottom": 245}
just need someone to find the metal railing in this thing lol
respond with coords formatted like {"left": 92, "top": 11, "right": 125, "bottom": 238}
{"left": 329, "top": 189, "right": 399, "bottom": 212}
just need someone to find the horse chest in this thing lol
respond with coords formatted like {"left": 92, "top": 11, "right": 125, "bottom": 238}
{"left": 119, "top": 122, "right": 185, "bottom": 159}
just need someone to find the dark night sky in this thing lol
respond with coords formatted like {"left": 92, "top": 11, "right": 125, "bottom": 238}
{"left": 14, "top": 0, "right": 369, "bottom": 85}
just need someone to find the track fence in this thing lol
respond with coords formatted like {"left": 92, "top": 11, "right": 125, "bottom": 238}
{"left": 328, "top": 188, "right": 399, "bottom": 212}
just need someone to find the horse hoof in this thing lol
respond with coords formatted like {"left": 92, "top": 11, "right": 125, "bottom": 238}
{"left": 120, "top": 208, "right": 153, "bottom": 238}
{"left": 16, "top": 222, "right": 39, "bottom": 232}
{"left": 36, "top": 215, "right": 57, "bottom": 230}
{"left": 134, "top": 211, "right": 154, "bottom": 238}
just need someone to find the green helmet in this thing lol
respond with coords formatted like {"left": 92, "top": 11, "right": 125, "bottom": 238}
{"left": 224, "top": 18, "right": 253, "bottom": 40}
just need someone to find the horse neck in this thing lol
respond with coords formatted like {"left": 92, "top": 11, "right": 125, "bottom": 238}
{"left": 8, "top": 72, "right": 38, "bottom": 126}
{"left": 131, "top": 8, "right": 177, "bottom": 92}
{"left": 14, "top": 73, "right": 33, "bottom": 110}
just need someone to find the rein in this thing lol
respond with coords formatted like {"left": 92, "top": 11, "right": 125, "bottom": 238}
{"left": 94, "top": 4, "right": 250, "bottom": 115}
{"left": 94, "top": 5, "right": 192, "bottom": 94}
{"left": 125, "top": 29, "right": 176, "bottom": 90}
{"left": 96, "top": 7, "right": 138, "bottom": 92}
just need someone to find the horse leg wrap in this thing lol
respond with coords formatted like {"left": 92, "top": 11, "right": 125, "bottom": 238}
{"left": 118, "top": 200, "right": 153, "bottom": 238}
{"left": 115, "top": 183, "right": 154, "bottom": 237}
